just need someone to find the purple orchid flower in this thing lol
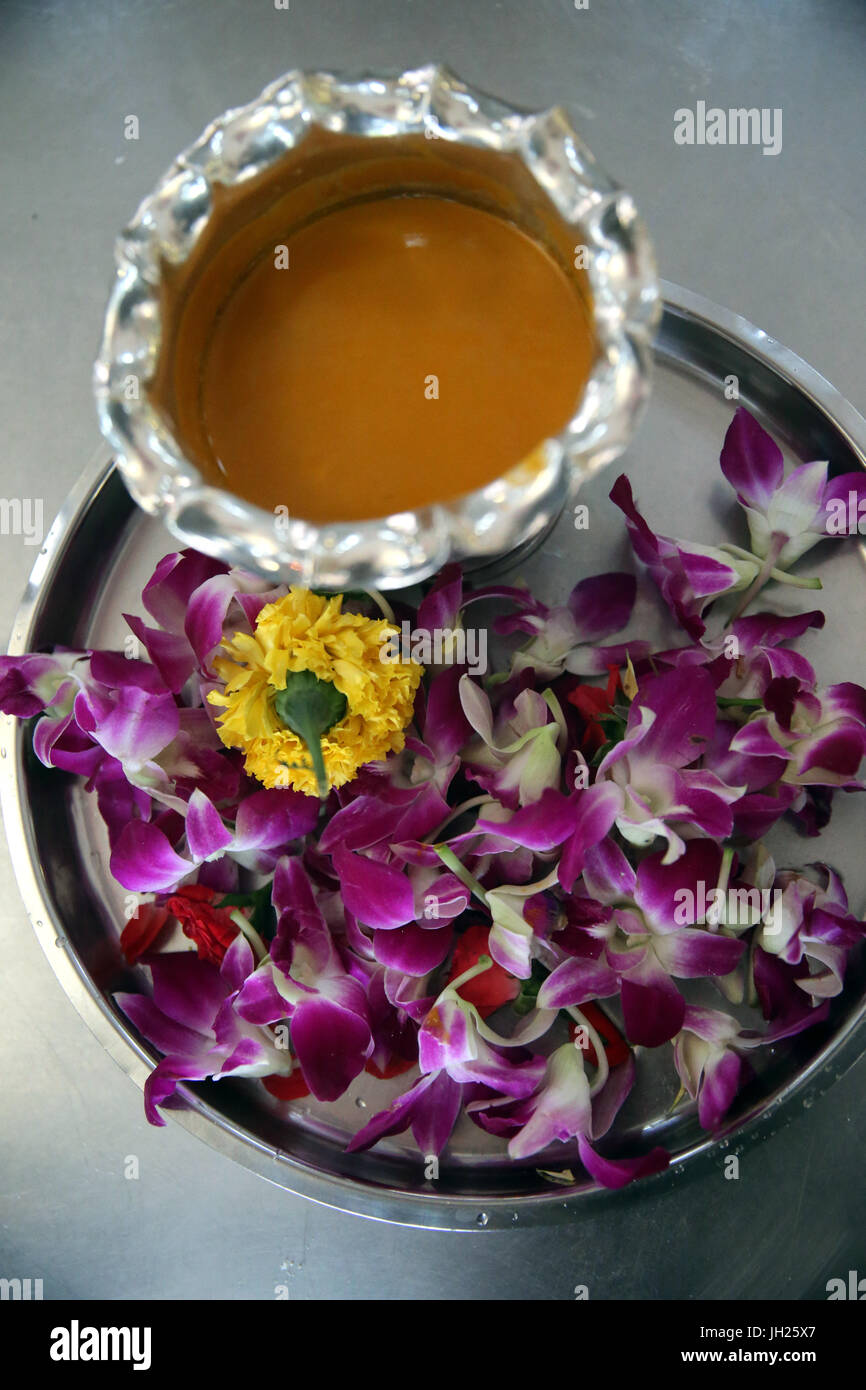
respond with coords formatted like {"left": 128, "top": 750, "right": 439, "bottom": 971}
{"left": 488, "top": 572, "right": 650, "bottom": 682}
{"left": 673, "top": 984, "right": 837, "bottom": 1132}
{"left": 754, "top": 860, "right": 865, "bottom": 1000}
{"left": 467, "top": 1043, "right": 669, "bottom": 1187}
{"left": 595, "top": 668, "right": 744, "bottom": 861}
{"left": 133, "top": 548, "right": 286, "bottom": 685}
{"left": 233, "top": 857, "right": 373, "bottom": 1100}
{"left": 413, "top": 563, "right": 470, "bottom": 653}
{"left": 653, "top": 609, "right": 823, "bottom": 699}
{"left": 359, "top": 963, "right": 421, "bottom": 1076}
{"left": 698, "top": 714, "right": 801, "bottom": 841}
{"left": 579, "top": 837, "right": 746, "bottom": 1046}
{"left": 417, "top": 958, "right": 553, "bottom": 1093}
{"left": 331, "top": 845, "right": 468, "bottom": 978}
{"left": 116, "top": 932, "right": 293, "bottom": 1125}
{"left": 731, "top": 679, "right": 866, "bottom": 788}
{"left": 0, "top": 650, "right": 87, "bottom": 719}
{"left": 420, "top": 788, "right": 585, "bottom": 979}
{"left": 14, "top": 644, "right": 243, "bottom": 847}
{"left": 610, "top": 475, "right": 759, "bottom": 640}
{"left": 671, "top": 1006, "right": 748, "bottom": 1130}
{"left": 705, "top": 610, "right": 824, "bottom": 698}
{"left": 415, "top": 561, "right": 519, "bottom": 644}
{"left": 74, "top": 657, "right": 181, "bottom": 775}
{"left": 720, "top": 407, "right": 866, "bottom": 569}
{"left": 459, "top": 675, "right": 567, "bottom": 809}
{"left": 346, "top": 1070, "right": 464, "bottom": 1156}
{"left": 430, "top": 785, "right": 621, "bottom": 978}
{"left": 110, "top": 787, "right": 319, "bottom": 892}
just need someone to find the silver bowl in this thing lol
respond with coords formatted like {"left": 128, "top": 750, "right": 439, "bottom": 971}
{"left": 93, "top": 63, "right": 660, "bottom": 591}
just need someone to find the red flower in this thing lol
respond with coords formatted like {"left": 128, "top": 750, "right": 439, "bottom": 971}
{"left": 365, "top": 1054, "right": 418, "bottom": 1080}
{"left": 263, "top": 1071, "right": 311, "bottom": 1101}
{"left": 567, "top": 666, "right": 621, "bottom": 755}
{"left": 163, "top": 883, "right": 240, "bottom": 966}
{"left": 446, "top": 922, "right": 520, "bottom": 1019}
{"left": 120, "top": 902, "right": 172, "bottom": 965}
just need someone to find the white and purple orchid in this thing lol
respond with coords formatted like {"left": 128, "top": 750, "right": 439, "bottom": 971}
{"left": 459, "top": 675, "right": 568, "bottom": 809}
{"left": 731, "top": 678, "right": 866, "bottom": 789}
{"left": 610, "top": 474, "right": 760, "bottom": 641}
{"left": 755, "top": 860, "right": 865, "bottom": 1001}
{"left": 720, "top": 406, "right": 866, "bottom": 569}
{"left": 594, "top": 668, "right": 744, "bottom": 862}
{"left": 487, "top": 571, "right": 650, "bottom": 682}
{"left": 116, "top": 933, "right": 294, "bottom": 1125}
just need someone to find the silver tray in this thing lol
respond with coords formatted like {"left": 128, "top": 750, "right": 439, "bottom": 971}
{"left": 3, "top": 281, "right": 866, "bottom": 1231}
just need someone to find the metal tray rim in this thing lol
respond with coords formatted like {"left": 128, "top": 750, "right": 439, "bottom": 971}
{"left": 3, "top": 280, "right": 866, "bottom": 1231}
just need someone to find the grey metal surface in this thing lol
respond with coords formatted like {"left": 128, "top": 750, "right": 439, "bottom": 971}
{"left": 1, "top": 0, "right": 865, "bottom": 1298}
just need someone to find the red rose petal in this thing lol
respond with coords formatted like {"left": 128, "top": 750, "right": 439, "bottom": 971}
{"left": 447, "top": 922, "right": 520, "bottom": 1019}
{"left": 365, "top": 1054, "right": 418, "bottom": 1080}
{"left": 120, "top": 903, "right": 172, "bottom": 965}
{"left": 263, "top": 1071, "right": 311, "bottom": 1101}
{"left": 165, "top": 885, "right": 240, "bottom": 966}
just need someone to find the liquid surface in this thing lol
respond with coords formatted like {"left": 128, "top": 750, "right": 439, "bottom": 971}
{"left": 198, "top": 194, "right": 594, "bottom": 523}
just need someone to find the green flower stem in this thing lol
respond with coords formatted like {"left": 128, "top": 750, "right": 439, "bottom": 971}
{"left": 273, "top": 669, "right": 348, "bottom": 801}
{"left": 433, "top": 843, "right": 489, "bottom": 908}
{"left": 711, "top": 846, "right": 735, "bottom": 921}
{"left": 767, "top": 569, "right": 822, "bottom": 589}
{"left": 719, "top": 543, "right": 758, "bottom": 560}
{"left": 720, "top": 542, "right": 823, "bottom": 589}
{"left": 542, "top": 687, "right": 567, "bottom": 741}
{"left": 364, "top": 588, "right": 396, "bottom": 623}
{"left": 722, "top": 538, "right": 822, "bottom": 627}
{"left": 229, "top": 909, "right": 268, "bottom": 962}
{"left": 727, "top": 533, "right": 786, "bottom": 625}
{"left": 508, "top": 865, "right": 561, "bottom": 898}
{"left": 565, "top": 1005, "right": 609, "bottom": 1092}
{"left": 446, "top": 953, "right": 494, "bottom": 996}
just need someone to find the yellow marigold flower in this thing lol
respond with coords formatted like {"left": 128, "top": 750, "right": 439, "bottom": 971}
{"left": 206, "top": 588, "right": 422, "bottom": 796}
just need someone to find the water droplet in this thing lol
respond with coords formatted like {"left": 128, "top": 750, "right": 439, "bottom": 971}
{"left": 803, "top": 1095, "right": 814, "bottom": 1109}
{"left": 475, "top": 1212, "right": 488, "bottom": 1228}
{"left": 355, "top": 1096, "right": 367, "bottom": 1109}
{"left": 511, "top": 1212, "right": 519, "bottom": 1224}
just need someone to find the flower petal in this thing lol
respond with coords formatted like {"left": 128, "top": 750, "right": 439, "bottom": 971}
{"left": 577, "top": 1134, "right": 669, "bottom": 1189}
{"left": 110, "top": 821, "right": 191, "bottom": 892}
{"left": 186, "top": 788, "right": 233, "bottom": 862}
{"left": 719, "top": 407, "right": 784, "bottom": 510}
{"left": 332, "top": 846, "right": 416, "bottom": 928}
{"left": 537, "top": 957, "right": 619, "bottom": 1009}
{"left": 290, "top": 993, "right": 372, "bottom": 1101}
{"left": 372, "top": 921, "right": 454, "bottom": 976}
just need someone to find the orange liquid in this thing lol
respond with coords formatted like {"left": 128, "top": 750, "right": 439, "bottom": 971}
{"left": 198, "top": 194, "right": 594, "bottom": 523}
